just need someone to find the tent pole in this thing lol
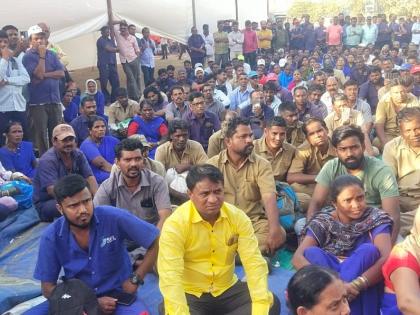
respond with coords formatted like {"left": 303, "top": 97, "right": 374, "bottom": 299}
{"left": 192, "top": 0, "right": 197, "bottom": 27}
{"left": 235, "top": 0, "right": 238, "bottom": 21}
{"left": 267, "top": 0, "right": 269, "bottom": 18}
{"left": 106, "top": 0, "right": 115, "bottom": 40}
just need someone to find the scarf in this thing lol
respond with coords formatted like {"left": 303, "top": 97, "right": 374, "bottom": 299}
{"left": 302, "top": 207, "right": 393, "bottom": 257}
{"left": 85, "top": 79, "right": 97, "bottom": 95}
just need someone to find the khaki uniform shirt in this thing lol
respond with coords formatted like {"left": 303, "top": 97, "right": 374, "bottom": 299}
{"left": 288, "top": 140, "right": 336, "bottom": 175}
{"left": 383, "top": 136, "right": 420, "bottom": 198}
{"left": 253, "top": 137, "right": 296, "bottom": 181}
{"left": 375, "top": 93, "right": 419, "bottom": 139}
{"left": 155, "top": 140, "right": 208, "bottom": 170}
{"left": 207, "top": 130, "right": 225, "bottom": 158}
{"left": 108, "top": 100, "right": 140, "bottom": 125}
{"left": 207, "top": 150, "right": 276, "bottom": 221}
{"left": 286, "top": 122, "right": 306, "bottom": 148}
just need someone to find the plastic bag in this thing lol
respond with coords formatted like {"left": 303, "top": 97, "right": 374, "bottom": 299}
{"left": 0, "top": 180, "right": 33, "bottom": 209}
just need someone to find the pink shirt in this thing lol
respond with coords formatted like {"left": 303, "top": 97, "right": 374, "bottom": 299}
{"left": 326, "top": 24, "right": 343, "bottom": 46}
{"left": 243, "top": 30, "right": 258, "bottom": 53}
{"left": 113, "top": 25, "right": 140, "bottom": 63}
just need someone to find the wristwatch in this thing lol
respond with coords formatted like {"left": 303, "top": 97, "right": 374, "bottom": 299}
{"left": 129, "top": 272, "right": 144, "bottom": 286}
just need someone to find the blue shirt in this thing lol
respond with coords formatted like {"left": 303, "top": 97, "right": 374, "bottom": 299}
{"left": 229, "top": 86, "right": 254, "bottom": 111}
{"left": 139, "top": 38, "right": 156, "bottom": 68}
{"left": 63, "top": 95, "right": 80, "bottom": 123}
{"left": 279, "top": 71, "right": 293, "bottom": 88}
{"left": 80, "top": 136, "right": 120, "bottom": 184}
{"left": 0, "top": 141, "right": 36, "bottom": 178}
{"left": 34, "top": 205, "right": 159, "bottom": 295}
{"left": 33, "top": 148, "right": 93, "bottom": 206}
{"left": 96, "top": 36, "right": 117, "bottom": 67}
{"left": 22, "top": 49, "right": 64, "bottom": 105}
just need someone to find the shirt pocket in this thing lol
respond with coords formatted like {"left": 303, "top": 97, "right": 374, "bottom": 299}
{"left": 242, "top": 180, "right": 260, "bottom": 202}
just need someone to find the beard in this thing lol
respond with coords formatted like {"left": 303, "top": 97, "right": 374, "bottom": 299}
{"left": 63, "top": 211, "right": 90, "bottom": 229}
{"left": 238, "top": 144, "right": 254, "bottom": 157}
{"left": 342, "top": 155, "right": 364, "bottom": 170}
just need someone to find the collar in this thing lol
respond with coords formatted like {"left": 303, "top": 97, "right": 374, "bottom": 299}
{"left": 53, "top": 147, "right": 76, "bottom": 161}
{"left": 190, "top": 200, "right": 228, "bottom": 224}
{"left": 169, "top": 140, "right": 191, "bottom": 155}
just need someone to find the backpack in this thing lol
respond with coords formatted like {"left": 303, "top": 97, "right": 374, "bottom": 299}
{"left": 275, "top": 181, "right": 301, "bottom": 231}
{"left": 48, "top": 278, "right": 99, "bottom": 315}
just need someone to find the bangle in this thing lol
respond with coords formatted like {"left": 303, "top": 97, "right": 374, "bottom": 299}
{"left": 351, "top": 276, "right": 368, "bottom": 291}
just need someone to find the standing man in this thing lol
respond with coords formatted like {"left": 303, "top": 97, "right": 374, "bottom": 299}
{"left": 345, "top": 17, "right": 363, "bottom": 49}
{"left": 257, "top": 20, "right": 273, "bottom": 55}
{"left": 207, "top": 117, "right": 286, "bottom": 254}
{"left": 358, "top": 66, "right": 384, "bottom": 113}
{"left": 158, "top": 164, "right": 280, "bottom": 314}
{"left": 315, "top": 18, "right": 327, "bottom": 52}
{"left": 302, "top": 15, "right": 316, "bottom": 53}
{"left": 188, "top": 26, "right": 206, "bottom": 67}
{"left": 139, "top": 27, "right": 156, "bottom": 87}
{"left": 326, "top": 16, "right": 343, "bottom": 49}
{"left": 113, "top": 20, "right": 140, "bottom": 101}
{"left": 96, "top": 26, "right": 120, "bottom": 104}
{"left": 228, "top": 21, "right": 244, "bottom": 60}
{"left": 0, "top": 30, "right": 30, "bottom": 145}
{"left": 361, "top": 16, "right": 378, "bottom": 46}
{"left": 33, "top": 124, "right": 98, "bottom": 222}
{"left": 213, "top": 22, "right": 229, "bottom": 67}
{"left": 22, "top": 25, "right": 65, "bottom": 156}
{"left": 2, "top": 25, "right": 27, "bottom": 61}
{"left": 243, "top": 20, "right": 258, "bottom": 70}
{"left": 202, "top": 24, "right": 214, "bottom": 65}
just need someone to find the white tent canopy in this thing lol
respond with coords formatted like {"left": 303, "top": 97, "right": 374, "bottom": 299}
{"left": 2, "top": 0, "right": 268, "bottom": 70}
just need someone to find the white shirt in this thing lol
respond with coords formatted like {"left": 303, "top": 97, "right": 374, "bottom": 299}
{"left": 228, "top": 31, "right": 244, "bottom": 53}
{"left": 202, "top": 34, "right": 214, "bottom": 57}
{"left": 412, "top": 22, "right": 420, "bottom": 45}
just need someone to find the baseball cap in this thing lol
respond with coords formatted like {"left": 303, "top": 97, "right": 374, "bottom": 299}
{"left": 257, "top": 59, "right": 266, "bottom": 66}
{"left": 194, "top": 62, "right": 203, "bottom": 69}
{"left": 27, "top": 25, "right": 44, "bottom": 38}
{"left": 52, "top": 124, "right": 76, "bottom": 141}
{"left": 237, "top": 54, "right": 245, "bottom": 61}
{"left": 266, "top": 73, "right": 278, "bottom": 82}
{"left": 400, "top": 63, "right": 412, "bottom": 71}
{"left": 410, "top": 65, "right": 420, "bottom": 74}
{"left": 247, "top": 71, "right": 258, "bottom": 79}
{"left": 129, "top": 134, "right": 151, "bottom": 148}
{"left": 279, "top": 58, "right": 287, "bottom": 67}
{"left": 194, "top": 67, "right": 204, "bottom": 76}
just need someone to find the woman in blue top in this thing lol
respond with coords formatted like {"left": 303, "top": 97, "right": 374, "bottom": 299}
{"left": 292, "top": 175, "right": 393, "bottom": 315}
{"left": 0, "top": 121, "right": 37, "bottom": 179}
{"left": 85, "top": 79, "right": 106, "bottom": 116}
{"left": 80, "top": 116, "right": 120, "bottom": 184}
{"left": 127, "top": 100, "right": 168, "bottom": 159}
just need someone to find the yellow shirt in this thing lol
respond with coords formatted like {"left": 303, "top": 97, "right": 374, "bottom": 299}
{"left": 257, "top": 29, "right": 273, "bottom": 49}
{"left": 158, "top": 201, "right": 273, "bottom": 314}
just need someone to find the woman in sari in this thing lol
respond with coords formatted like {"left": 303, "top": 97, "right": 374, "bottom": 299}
{"left": 381, "top": 206, "right": 420, "bottom": 315}
{"left": 292, "top": 175, "right": 393, "bottom": 315}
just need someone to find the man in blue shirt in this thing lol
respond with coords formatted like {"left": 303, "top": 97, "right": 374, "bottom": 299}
{"left": 26, "top": 174, "right": 159, "bottom": 315}
{"left": 33, "top": 124, "right": 98, "bottom": 222}
{"left": 96, "top": 26, "right": 120, "bottom": 104}
{"left": 229, "top": 73, "right": 253, "bottom": 111}
{"left": 139, "top": 27, "right": 156, "bottom": 87}
{"left": 22, "top": 25, "right": 64, "bottom": 156}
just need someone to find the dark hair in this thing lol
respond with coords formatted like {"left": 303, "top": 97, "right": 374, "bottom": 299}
{"left": 313, "top": 71, "right": 325, "bottom": 79}
{"left": 158, "top": 68, "right": 167, "bottom": 76}
{"left": 168, "top": 119, "right": 190, "bottom": 137}
{"left": 368, "top": 66, "right": 382, "bottom": 75}
{"left": 204, "top": 74, "right": 216, "bottom": 82}
{"left": 331, "top": 125, "right": 364, "bottom": 148}
{"left": 302, "top": 117, "right": 328, "bottom": 136}
{"left": 4, "top": 121, "right": 22, "bottom": 134}
{"left": 115, "top": 138, "right": 144, "bottom": 160}
{"left": 215, "top": 68, "right": 226, "bottom": 76}
{"left": 115, "top": 87, "right": 128, "bottom": 98}
{"left": 87, "top": 115, "right": 106, "bottom": 130}
{"left": 332, "top": 93, "right": 347, "bottom": 104}
{"left": 287, "top": 265, "right": 339, "bottom": 315}
{"left": 54, "top": 174, "right": 90, "bottom": 204}
{"left": 167, "top": 65, "right": 175, "bottom": 71}
{"left": 186, "top": 164, "right": 224, "bottom": 190}
{"left": 81, "top": 96, "right": 95, "bottom": 107}
{"left": 330, "top": 175, "right": 364, "bottom": 201}
{"left": 189, "top": 91, "right": 204, "bottom": 103}
{"left": 184, "top": 60, "right": 191, "bottom": 65}
{"left": 2, "top": 25, "right": 18, "bottom": 32}
{"left": 293, "top": 86, "right": 308, "bottom": 95}
{"left": 0, "top": 30, "right": 8, "bottom": 39}
{"left": 128, "top": 24, "right": 136, "bottom": 29}
{"left": 279, "top": 101, "right": 297, "bottom": 114}
{"left": 119, "top": 21, "right": 128, "bottom": 27}
{"left": 100, "top": 26, "right": 109, "bottom": 33}
{"left": 201, "top": 83, "right": 213, "bottom": 91}
{"left": 343, "top": 79, "right": 358, "bottom": 89}
{"left": 139, "top": 99, "right": 154, "bottom": 111}
{"left": 225, "top": 117, "right": 250, "bottom": 138}
{"left": 397, "top": 107, "right": 420, "bottom": 126}
{"left": 266, "top": 116, "right": 287, "bottom": 128}
{"left": 263, "top": 81, "right": 277, "bottom": 92}
{"left": 308, "top": 83, "right": 324, "bottom": 94}
{"left": 169, "top": 85, "right": 184, "bottom": 96}
{"left": 143, "top": 86, "right": 163, "bottom": 104}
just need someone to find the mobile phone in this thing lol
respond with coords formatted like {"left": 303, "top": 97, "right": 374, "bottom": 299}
{"left": 105, "top": 290, "right": 136, "bottom": 306}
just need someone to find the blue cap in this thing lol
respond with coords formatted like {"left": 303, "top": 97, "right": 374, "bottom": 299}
{"left": 400, "top": 63, "right": 412, "bottom": 71}
{"left": 247, "top": 71, "right": 258, "bottom": 78}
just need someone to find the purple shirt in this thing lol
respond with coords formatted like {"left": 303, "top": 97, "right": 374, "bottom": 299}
{"left": 186, "top": 110, "right": 220, "bottom": 150}
{"left": 297, "top": 102, "right": 327, "bottom": 122}
{"left": 359, "top": 79, "right": 383, "bottom": 112}
{"left": 350, "top": 66, "right": 369, "bottom": 86}
{"left": 277, "top": 87, "right": 293, "bottom": 103}
{"left": 33, "top": 148, "right": 93, "bottom": 206}
{"left": 96, "top": 36, "right": 117, "bottom": 66}
{"left": 22, "top": 49, "right": 64, "bottom": 105}
{"left": 377, "top": 22, "right": 391, "bottom": 42}
{"left": 315, "top": 26, "right": 326, "bottom": 43}
{"left": 188, "top": 34, "right": 206, "bottom": 58}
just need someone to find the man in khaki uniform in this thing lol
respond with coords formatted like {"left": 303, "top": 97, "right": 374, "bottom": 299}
{"left": 383, "top": 107, "right": 420, "bottom": 236}
{"left": 207, "top": 110, "right": 238, "bottom": 158}
{"left": 253, "top": 116, "right": 296, "bottom": 181}
{"left": 278, "top": 102, "right": 306, "bottom": 147}
{"left": 287, "top": 118, "right": 336, "bottom": 211}
{"left": 108, "top": 87, "right": 140, "bottom": 134}
{"left": 207, "top": 117, "right": 286, "bottom": 255}
{"left": 374, "top": 79, "right": 419, "bottom": 150}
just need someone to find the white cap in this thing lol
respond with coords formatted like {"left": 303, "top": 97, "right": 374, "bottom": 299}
{"left": 194, "top": 63, "right": 203, "bottom": 69}
{"left": 279, "top": 58, "right": 287, "bottom": 67}
{"left": 27, "top": 25, "right": 44, "bottom": 38}
{"left": 257, "top": 59, "right": 266, "bottom": 66}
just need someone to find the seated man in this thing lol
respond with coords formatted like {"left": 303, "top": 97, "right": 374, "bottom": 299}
{"left": 94, "top": 138, "right": 171, "bottom": 230}
{"left": 293, "top": 86, "right": 325, "bottom": 122}
{"left": 207, "top": 110, "right": 238, "bottom": 158}
{"left": 108, "top": 87, "right": 140, "bottom": 137}
{"left": 207, "top": 117, "right": 286, "bottom": 255}
{"left": 70, "top": 96, "right": 109, "bottom": 146}
{"left": 308, "top": 125, "right": 400, "bottom": 242}
{"left": 158, "top": 165, "right": 280, "bottom": 315}
{"left": 343, "top": 79, "right": 373, "bottom": 133}
{"left": 374, "top": 78, "right": 419, "bottom": 150}
{"left": 165, "top": 85, "right": 190, "bottom": 121}
{"left": 33, "top": 124, "right": 98, "bottom": 222}
{"left": 287, "top": 118, "right": 336, "bottom": 211}
{"left": 278, "top": 101, "right": 306, "bottom": 147}
{"left": 253, "top": 116, "right": 296, "bottom": 182}
{"left": 80, "top": 116, "right": 120, "bottom": 184}
{"left": 202, "top": 83, "right": 225, "bottom": 120}
{"left": 186, "top": 91, "right": 221, "bottom": 152}
{"left": 155, "top": 119, "right": 207, "bottom": 202}
{"left": 307, "top": 84, "right": 328, "bottom": 119}
{"left": 26, "top": 174, "right": 159, "bottom": 315}
{"left": 383, "top": 107, "right": 420, "bottom": 236}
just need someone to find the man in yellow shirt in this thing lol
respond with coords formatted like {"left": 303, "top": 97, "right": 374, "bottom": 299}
{"left": 257, "top": 20, "right": 273, "bottom": 54}
{"left": 158, "top": 164, "right": 280, "bottom": 315}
